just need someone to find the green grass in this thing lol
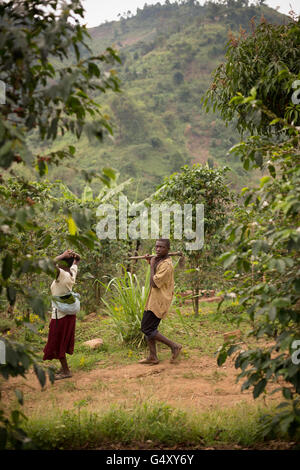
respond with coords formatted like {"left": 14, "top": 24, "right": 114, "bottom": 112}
{"left": 21, "top": 400, "right": 288, "bottom": 450}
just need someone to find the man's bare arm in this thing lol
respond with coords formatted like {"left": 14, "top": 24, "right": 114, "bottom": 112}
{"left": 144, "top": 254, "right": 158, "bottom": 288}
{"left": 150, "top": 257, "right": 157, "bottom": 288}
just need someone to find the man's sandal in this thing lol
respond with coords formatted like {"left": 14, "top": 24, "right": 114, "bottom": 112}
{"left": 170, "top": 345, "right": 182, "bottom": 363}
{"left": 138, "top": 358, "right": 159, "bottom": 365}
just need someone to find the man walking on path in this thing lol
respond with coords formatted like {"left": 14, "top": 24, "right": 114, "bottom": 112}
{"left": 139, "top": 239, "right": 182, "bottom": 365}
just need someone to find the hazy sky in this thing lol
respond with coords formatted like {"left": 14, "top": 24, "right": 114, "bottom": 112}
{"left": 80, "top": 0, "right": 300, "bottom": 28}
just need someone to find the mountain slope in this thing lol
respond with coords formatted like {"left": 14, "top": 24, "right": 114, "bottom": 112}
{"left": 26, "top": 1, "right": 290, "bottom": 199}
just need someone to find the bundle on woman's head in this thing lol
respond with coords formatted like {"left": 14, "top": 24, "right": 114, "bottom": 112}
{"left": 60, "top": 249, "right": 78, "bottom": 267}
{"left": 63, "top": 256, "right": 76, "bottom": 268}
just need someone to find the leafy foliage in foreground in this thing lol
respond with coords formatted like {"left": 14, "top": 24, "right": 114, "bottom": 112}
{"left": 0, "top": 0, "right": 121, "bottom": 449}
{"left": 204, "top": 18, "right": 300, "bottom": 136}
{"left": 204, "top": 18, "right": 300, "bottom": 438}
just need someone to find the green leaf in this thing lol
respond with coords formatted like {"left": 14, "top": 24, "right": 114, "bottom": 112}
{"left": 268, "top": 165, "right": 276, "bottom": 178}
{"left": 223, "top": 254, "right": 237, "bottom": 269}
{"left": 81, "top": 185, "right": 94, "bottom": 203}
{"left": 41, "top": 233, "right": 52, "bottom": 248}
{"left": 253, "top": 378, "right": 267, "bottom": 398}
{"left": 252, "top": 240, "right": 270, "bottom": 255}
{"left": 29, "top": 296, "right": 47, "bottom": 319}
{"left": 5, "top": 343, "right": 18, "bottom": 367}
{"left": 0, "top": 141, "right": 13, "bottom": 158}
{"left": 19, "top": 145, "right": 34, "bottom": 166}
{"left": 6, "top": 286, "right": 16, "bottom": 305}
{"left": 36, "top": 159, "right": 48, "bottom": 176}
{"left": 228, "top": 345, "right": 240, "bottom": 356}
{"left": 243, "top": 158, "right": 250, "bottom": 171}
{"left": 2, "top": 254, "right": 13, "bottom": 280}
{"left": 244, "top": 193, "right": 252, "bottom": 205}
{"left": 68, "top": 145, "right": 76, "bottom": 155}
{"left": 269, "top": 258, "right": 286, "bottom": 273}
{"left": 11, "top": 409, "right": 20, "bottom": 426}
{"left": 282, "top": 388, "right": 293, "bottom": 400}
{"left": 276, "top": 401, "right": 290, "bottom": 409}
{"left": 260, "top": 176, "right": 271, "bottom": 187}
{"left": 217, "top": 350, "right": 227, "bottom": 366}
{"left": 269, "top": 118, "right": 281, "bottom": 125}
{"left": 293, "top": 278, "right": 300, "bottom": 293}
{"left": 273, "top": 297, "right": 290, "bottom": 308}
{"left": 102, "top": 167, "right": 116, "bottom": 180}
{"left": 268, "top": 304, "right": 277, "bottom": 321}
{"left": 15, "top": 389, "right": 24, "bottom": 405}
{"left": 88, "top": 62, "right": 100, "bottom": 77}
{"left": 279, "top": 415, "right": 294, "bottom": 434}
{"left": 0, "top": 426, "right": 7, "bottom": 450}
{"left": 33, "top": 363, "right": 46, "bottom": 388}
{"left": 47, "top": 367, "right": 55, "bottom": 384}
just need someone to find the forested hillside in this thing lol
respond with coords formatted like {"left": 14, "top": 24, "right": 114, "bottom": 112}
{"left": 21, "top": 0, "right": 288, "bottom": 199}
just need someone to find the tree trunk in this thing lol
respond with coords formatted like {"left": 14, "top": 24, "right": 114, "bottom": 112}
{"left": 95, "top": 281, "right": 101, "bottom": 306}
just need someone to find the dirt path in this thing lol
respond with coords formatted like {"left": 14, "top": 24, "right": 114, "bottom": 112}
{"left": 1, "top": 352, "right": 279, "bottom": 416}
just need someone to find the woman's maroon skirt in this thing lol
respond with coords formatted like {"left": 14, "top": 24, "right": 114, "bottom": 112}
{"left": 43, "top": 315, "right": 76, "bottom": 360}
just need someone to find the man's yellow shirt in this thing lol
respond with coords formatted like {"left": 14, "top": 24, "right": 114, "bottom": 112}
{"left": 145, "top": 257, "right": 174, "bottom": 319}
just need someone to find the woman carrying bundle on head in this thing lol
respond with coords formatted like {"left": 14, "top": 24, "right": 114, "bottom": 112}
{"left": 43, "top": 249, "right": 81, "bottom": 380}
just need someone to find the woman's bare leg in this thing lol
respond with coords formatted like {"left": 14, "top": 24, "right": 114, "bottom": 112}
{"left": 59, "top": 356, "right": 70, "bottom": 373}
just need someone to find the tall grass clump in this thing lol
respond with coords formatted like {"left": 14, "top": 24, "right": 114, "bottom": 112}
{"left": 98, "top": 265, "right": 150, "bottom": 347}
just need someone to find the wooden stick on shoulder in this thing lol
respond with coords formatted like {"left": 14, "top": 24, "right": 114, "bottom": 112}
{"left": 129, "top": 251, "right": 183, "bottom": 260}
